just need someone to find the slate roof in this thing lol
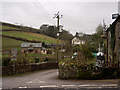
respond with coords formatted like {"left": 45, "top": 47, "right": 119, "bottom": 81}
{"left": 107, "top": 15, "right": 120, "bottom": 32}
{"left": 21, "top": 43, "right": 42, "bottom": 48}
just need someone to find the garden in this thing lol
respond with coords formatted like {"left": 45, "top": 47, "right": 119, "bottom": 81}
{"left": 58, "top": 43, "right": 120, "bottom": 80}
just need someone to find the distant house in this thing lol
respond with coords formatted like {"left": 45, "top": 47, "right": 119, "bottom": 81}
{"left": 21, "top": 43, "right": 54, "bottom": 54}
{"left": 41, "top": 47, "right": 47, "bottom": 54}
{"left": 21, "top": 43, "right": 42, "bottom": 54}
{"left": 71, "top": 37, "right": 85, "bottom": 45}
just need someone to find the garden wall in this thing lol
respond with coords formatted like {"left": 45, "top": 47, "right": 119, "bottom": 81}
{"left": 59, "top": 62, "right": 120, "bottom": 80}
{"left": 2, "top": 61, "right": 58, "bottom": 76}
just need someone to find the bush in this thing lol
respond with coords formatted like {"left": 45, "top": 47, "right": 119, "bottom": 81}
{"left": 77, "top": 66, "right": 92, "bottom": 79}
{"left": 80, "top": 44, "right": 94, "bottom": 59}
{"left": 43, "top": 57, "right": 57, "bottom": 62}
{"left": 2, "top": 57, "right": 11, "bottom": 66}
{"left": 59, "top": 60, "right": 120, "bottom": 80}
{"left": 34, "top": 58, "right": 39, "bottom": 63}
{"left": 29, "top": 59, "right": 35, "bottom": 63}
{"left": 9, "top": 60, "right": 15, "bottom": 65}
{"left": 44, "top": 57, "right": 48, "bottom": 62}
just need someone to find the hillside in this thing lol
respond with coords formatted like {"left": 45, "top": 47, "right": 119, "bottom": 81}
{"left": 1, "top": 22, "right": 63, "bottom": 51}
{"left": 2, "top": 36, "right": 27, "bottom": 50}
{"left": 1, "top": 31, "right": 62, "bottom": 43}
{"left": 1, "top": 22, "right": 41, "bottom": 32}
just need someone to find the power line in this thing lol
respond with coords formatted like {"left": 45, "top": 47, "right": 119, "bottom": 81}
{"left": 37, "top": 2, "right": 50, "bottom": 16}
{"left": 31, "top": 1, "right": 54, "bottom": 24}
{"left": 32, "top": 2, "right": 54, "bottom": 24}
{"left": 32, "top": 2, "right": 47, "bottom": 17}
{"left": 36, "top": 1, "right": 55, "bottom": 24}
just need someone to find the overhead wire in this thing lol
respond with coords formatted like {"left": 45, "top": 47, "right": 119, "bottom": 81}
{"left": 31, "top": 0, "right": 55, "bottom": 24}
{"left": 36, "top": 1, "right": 55, "bottom": 24}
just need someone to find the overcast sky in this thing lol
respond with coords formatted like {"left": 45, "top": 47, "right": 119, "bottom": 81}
{"left": 1, "top": 0, "right": 120, "bottom": 35}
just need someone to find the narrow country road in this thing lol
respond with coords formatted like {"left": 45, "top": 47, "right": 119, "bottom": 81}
{"left": 2, "top": 69, "right": 119, "bottom": 90}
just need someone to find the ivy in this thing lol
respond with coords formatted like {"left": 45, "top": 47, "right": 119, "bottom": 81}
{"left": 110, "top": 24, "right": 116, "bottom": 51}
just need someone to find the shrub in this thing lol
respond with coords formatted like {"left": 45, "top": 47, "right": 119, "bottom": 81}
{"left": 2, "top": 57, "right": 11, "bottom": 66}
{"left": 77, "top": 66, "right": 92, "bottom": 79}
{"left": 29, "top": 59, "right": 35, "bottom": 63}
{"left": 34, "top": 58, "right": 39, "bottom": 63}
{"left": 9, "top": 60, "right": 14, "bottom": 65}
{"left": 43, "top": 57, "right": 48, "bottom": 62}
{"left": 80, "top": 44, "right": 94, "bottom": 59}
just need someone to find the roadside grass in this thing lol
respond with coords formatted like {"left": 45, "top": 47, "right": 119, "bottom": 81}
{"left": 1, "top": 31, "right": 63, "bottom": 43}
{"left": 1, "top": 25, "right": 20, "bottom": 30}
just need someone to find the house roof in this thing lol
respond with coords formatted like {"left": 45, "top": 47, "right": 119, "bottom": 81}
{"left": 72, "top": 37, "right": 85, "bottom": 42}
{"left": 107, "top": 15, "right": 120, "bottom": 32}
{"left": 21, "top": 43, "right": 42, "bottom": 48}
{"left": 72, "top": 37, "right": 80, "bottom": 41}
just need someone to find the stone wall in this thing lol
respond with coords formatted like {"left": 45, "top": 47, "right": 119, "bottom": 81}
{"left": 114, "top": 20, "right": 120, "bottom": 66}
{"left": 58, "top": 63, "right": 93, "bottom": 79}
{"left": 2, "top": 61, "right": 58, "bottom": 76}
{"left": 58, "top": 63, "right": 77, "bottom": 79}
{"left": 59, "top": 62, "right": 120, "bottom": 79}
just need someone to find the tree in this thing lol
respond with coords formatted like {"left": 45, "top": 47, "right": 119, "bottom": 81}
{"left": 96, "top": 24, "right": 103, "bottom": 35}
{"left": 47, "top": 26, "right": 57, "bottom": 38}
{"left": 59, "top": 30, "right": 73, "bottom": 42}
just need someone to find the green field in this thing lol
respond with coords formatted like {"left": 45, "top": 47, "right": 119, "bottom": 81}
{"left": 1, "top": 23, "right": 62, "bottom": 63}
{"left": 2, "top": 36, "right": 27, "bottom": 50}
{"left": 1, "top": 31, "right": 62, "bottom": 43}
{"left": 1, "top": 25, "right": 20, "bottom": 30}
{"left": 2, "top": 37, "right": 57, "bottom": 62}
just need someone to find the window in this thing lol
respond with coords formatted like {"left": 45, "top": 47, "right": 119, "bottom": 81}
{"left": 28, "top": 49, "right": 33, "bottom": 52}
{"left": 35, "top": 50, "right": 38, "bottom": 53}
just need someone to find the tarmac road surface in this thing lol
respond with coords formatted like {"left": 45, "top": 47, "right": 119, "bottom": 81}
{"left": 2, "top": 69, "right": 119, "bottom": 90}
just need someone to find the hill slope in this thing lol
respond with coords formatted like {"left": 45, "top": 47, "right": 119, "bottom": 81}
{"left": 2, "top": 36, "right": 27, "bottom": 50}
{"left": 1, "top": 31, "right": 61, "bottom": 43}
{"left": 1, "top": 22, "right": 63, "bottom": 51}
{"left": 1, "top": 22, "right": 63, "bottom": 42}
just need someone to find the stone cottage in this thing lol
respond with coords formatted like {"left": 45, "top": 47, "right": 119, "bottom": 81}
{"left": 102, "top": 15, "right": 120, "bottom": 67}
{"left": 21, "top": 43, "right": 42, "bottom": 54}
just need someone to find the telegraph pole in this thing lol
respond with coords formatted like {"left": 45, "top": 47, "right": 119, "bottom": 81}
{"left": 53, "top": 11, "right": 62, "bottom": 62}
{"left": 103, "top": 19, "right": 108, "bottom": 66}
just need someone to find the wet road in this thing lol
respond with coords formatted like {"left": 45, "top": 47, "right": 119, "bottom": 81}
{"left": 2, "top": 69, "right": 119, "bottom": 90}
